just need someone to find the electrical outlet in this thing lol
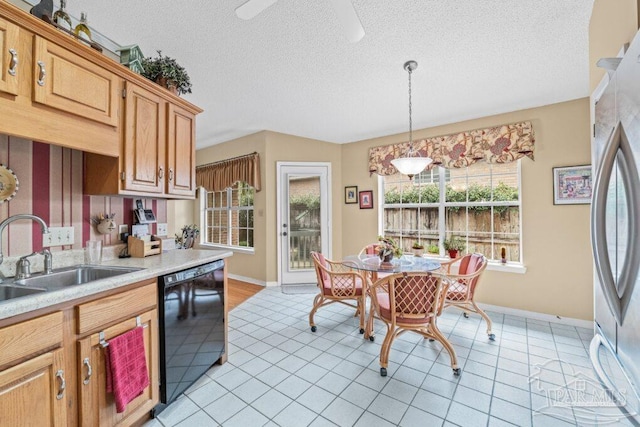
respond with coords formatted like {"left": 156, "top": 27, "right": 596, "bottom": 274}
{"left": 43, "top": 226, "right": 75, "bottom": 247}
{"left": 156, "top": 223, "right": 168, "bottom": 236}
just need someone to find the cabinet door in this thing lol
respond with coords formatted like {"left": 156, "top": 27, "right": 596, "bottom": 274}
{"left": 78, "top": 309, "right": 159, "bottom": 426}
{"left": 32, "top": 36, "right": 119, "bottom": 126}
{"left": 0, "top": 348, "right": 67, "bottom": 426}
{"left": 167, "top": 103, "right": 196, "bottom": 197}
{"left": 122, "top": 82, "right": 166, "bottom": 194}
{"left": 0, "top": 17, "right": 19, "bottom": 96}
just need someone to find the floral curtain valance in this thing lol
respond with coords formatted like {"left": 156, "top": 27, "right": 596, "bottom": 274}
{"left": 369, "top": 121, "right": 535, "bottom": 176}
{"left": 196, "top": 152, "right": 262, "bottom": 192}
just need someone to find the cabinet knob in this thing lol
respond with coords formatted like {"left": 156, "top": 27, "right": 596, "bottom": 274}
{"left": 82, "top": 357, "right": 92, "bottom": 385}
{"left": 158, "top": 166, "right": 164, "bottom": 179}
{"left": 55, "top": 369, "right": 66, "bottom": 400}
{"left": 37, "top": 61, "right": 46, "bottom": 86}
{"left": 8, "top": 49, "right": 17, "bottom": 77}
{"left": 169, "top": 168, "right": 174, "bottom": 182}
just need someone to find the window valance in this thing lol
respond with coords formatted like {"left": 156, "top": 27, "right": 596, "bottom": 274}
{"left": 369, "top": 121, "right": 535, "bottom": 176}
{"left": 196, "top": 152, "right": 262, "bottom": 192}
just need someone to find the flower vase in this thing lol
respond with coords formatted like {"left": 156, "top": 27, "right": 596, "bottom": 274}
{"left": 447, "top": 249, "right": 459, "bottom": 259}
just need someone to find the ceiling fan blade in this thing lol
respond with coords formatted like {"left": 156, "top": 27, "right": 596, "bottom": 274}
{"left": 235, "top": 0, "right": 278, "bottom": 20}
{"left": 327, "top": 0, "right": 365, "bottom": 43}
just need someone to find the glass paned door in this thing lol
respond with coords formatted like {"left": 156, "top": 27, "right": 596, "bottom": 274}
{"left": 278, "top": 163, "right": 331, "bottom": 285}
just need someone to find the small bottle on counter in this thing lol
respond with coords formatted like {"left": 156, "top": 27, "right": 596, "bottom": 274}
{"left": 500, "top": 247, "right": 507, "bottom": 264}
{"left": 74, "top": 12, "right": 91, "bottom": 41}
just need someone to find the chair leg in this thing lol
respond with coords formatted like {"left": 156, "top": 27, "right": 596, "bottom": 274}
{"left": 471, "top": 300, "right": 495, "bottom": 340}
{"left": 379, "top": 327, "right": 396, "bottom": 377}
{"left": 309, "top": 293, "right": 323, "bottom": 332}
{"left": 365, "top": 295, "right": 376, "bottom": 341}
{"left": 430, "top": 322, "right": 460, "bottom": 376}
{"left": 358, "top": 295, "right": 365, "bottom": 334}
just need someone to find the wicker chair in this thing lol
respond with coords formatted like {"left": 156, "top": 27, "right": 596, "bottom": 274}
{"left": 368, "top": 271, "right": 459, "bottom": 377}
{"left": 309, "top": 252, "right": 366, "bottom": 334}
{"left": 442, "top": 253, "right": 494, "bottom": 340}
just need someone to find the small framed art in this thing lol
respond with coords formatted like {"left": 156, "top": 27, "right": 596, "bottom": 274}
{"left": 359, "top": 190, "right": 373, "bottom": 209}
{"left": 553, "top": 165, "right": 592, "bottom": 205}
{"left": 345, "top": 186, "right": 358, "bottom": 204}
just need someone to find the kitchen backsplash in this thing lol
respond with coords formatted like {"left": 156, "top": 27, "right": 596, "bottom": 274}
{"left": 0, "top": 135, "right": 167, "bottom": 256}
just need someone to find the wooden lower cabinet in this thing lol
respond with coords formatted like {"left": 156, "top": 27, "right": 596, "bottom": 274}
{"left": 0, "top": 310, "right": 67, "bottom": 427}
{"left": 0, "top": 280, "right": 159, "bottom": 426}
{"left": 0, "top": 348, "right": 68, "bottom": 426}
{"left": 77, "top": 308, "right": 159, "bottom": 426}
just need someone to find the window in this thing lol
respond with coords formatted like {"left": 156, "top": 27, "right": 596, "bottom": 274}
{"left": 203, "top": 182, "right": 254, "bottom": 249}
{"left": 381, "top": 161, "right": 521, "bottom": 263}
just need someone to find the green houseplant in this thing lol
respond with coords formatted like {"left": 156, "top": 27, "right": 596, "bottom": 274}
{"left": 377, "top": 236, "right": 402, "bottom": 262}
{"left": 443, "top": 236, "right": 465, "bottom": 258}
{"left": 141, "top": 50, "right": 192, "bottom": 95}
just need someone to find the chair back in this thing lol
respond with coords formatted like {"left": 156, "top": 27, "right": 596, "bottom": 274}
{"left": 311, "top": 251, "right": 330, "bottom": 284}
{"left": 311, "top": 252, "right": 361, "bottom": 298}
{"left": 456, "top": 253, "right": 487, "bottom": 295}
{"left": 374, "top": 272, "right": 447, "bottom": 324}
{"left": 358, "top": 243, "right": 380, "bottom": 256}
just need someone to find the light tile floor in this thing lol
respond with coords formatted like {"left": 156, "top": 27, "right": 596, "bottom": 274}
{"left": 145, "top": 287, "right": 636, "bottom": 427}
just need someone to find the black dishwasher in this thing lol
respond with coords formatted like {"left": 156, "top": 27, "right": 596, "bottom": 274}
{"left": 153, "top": 259, "right": 225, "bottom": 416}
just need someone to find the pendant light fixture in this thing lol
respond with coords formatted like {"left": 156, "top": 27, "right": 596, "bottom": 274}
{"left": 390, "top": 60, "right": 432, "bottom": 180}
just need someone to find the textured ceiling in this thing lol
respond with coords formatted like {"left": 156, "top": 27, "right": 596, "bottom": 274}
{"left": 66, "top": 1, "right": 594, "bottom": 149}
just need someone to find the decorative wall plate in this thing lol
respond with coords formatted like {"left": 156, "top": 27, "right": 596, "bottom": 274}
{"left": 0, "top": 165, "right": 19, "bottom": 203}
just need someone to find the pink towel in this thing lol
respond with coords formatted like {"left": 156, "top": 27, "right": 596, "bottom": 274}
{"left": 105, "top": 326, "right": 150, "bottom": 413}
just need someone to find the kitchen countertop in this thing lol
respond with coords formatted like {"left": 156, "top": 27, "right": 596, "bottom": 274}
{"left": 0, "top": 248, "right": 233, "bottom": 321}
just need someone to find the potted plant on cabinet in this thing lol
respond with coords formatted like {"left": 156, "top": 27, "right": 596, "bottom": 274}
{"left": 427, "top": 244, "right": 440, "bottom": 255}
{"left": 411, "top": 242, "right": 424, "bottom": 257}
{"left": 141, "top": 50, "right": 192, "bottom": 95}
{"left": 443, "top": 236, "right": 465, "bottom": 258}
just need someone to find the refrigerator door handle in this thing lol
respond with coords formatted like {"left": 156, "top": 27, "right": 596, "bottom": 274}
{"left": 591, "top": 122, "right": 640, "bottom": 325}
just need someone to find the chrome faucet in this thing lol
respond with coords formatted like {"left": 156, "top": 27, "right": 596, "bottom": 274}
{"left": 16, "top": 249, "right": 53, "bottom": 279}
{"left": 0, "top": 214, "right": 50, "bottom": 282}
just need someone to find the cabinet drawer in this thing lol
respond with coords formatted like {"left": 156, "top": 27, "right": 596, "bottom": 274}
{"left": 76, "top": 280, "right": 157, "bottom": 335}
{"left": 0, "top": 311, "right": 63, "bottom": 367}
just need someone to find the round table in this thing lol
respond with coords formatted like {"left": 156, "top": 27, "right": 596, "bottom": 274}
{"left": 343, "top": 254, "right": 441, "bottom": 274}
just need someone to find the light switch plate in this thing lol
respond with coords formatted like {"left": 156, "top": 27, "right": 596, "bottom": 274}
{"left": 156, "top": 223, "right": 168, "bottom": 236}
{"left": 43, "top": 226, "right": 74, "bottom": 247}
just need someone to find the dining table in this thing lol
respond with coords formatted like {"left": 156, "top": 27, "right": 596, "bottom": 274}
{"left": 342, "top": 254, "right": 442, "bottom": 339}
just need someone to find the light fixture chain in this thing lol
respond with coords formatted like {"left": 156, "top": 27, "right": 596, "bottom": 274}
{"left": 408, "top": 65, "right": 413, "bottom": 153}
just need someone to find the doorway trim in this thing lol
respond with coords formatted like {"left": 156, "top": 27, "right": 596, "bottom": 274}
{"left": 276, "top": 161, "right": 332, "bottom": 285}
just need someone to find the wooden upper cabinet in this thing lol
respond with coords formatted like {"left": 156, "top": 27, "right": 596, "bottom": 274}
{"left": 122, "top": 81, "right": 166, "bottom": 194}
{"left": 32, "top": 35, "right": 119, "bottom": 127}
{"left": 0, "top": 17, "right": 19, "bottom": 96}
{"left": 167, "top": 103, "right": 196, "bottom": 196}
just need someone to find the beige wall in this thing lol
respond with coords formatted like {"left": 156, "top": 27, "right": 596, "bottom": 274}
{"left": 173, "top": 0, "right": 639, "bottom": 320}
{"left": 589, "top": 0, "right": 638, "bottom": 91}
{"left": 191, "top": 131, "right": 342, "bottom": 284}
{"left": 342, "top": 99, "right": 594, "bottom": 320}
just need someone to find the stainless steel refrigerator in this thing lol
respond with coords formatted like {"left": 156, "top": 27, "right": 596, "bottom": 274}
{"left": 590, "top": 30, "right": 640, "bottom": 424}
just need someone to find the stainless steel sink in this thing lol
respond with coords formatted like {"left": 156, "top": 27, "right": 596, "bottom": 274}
{"left": 0, "top": 284, "right": 47, "bottom": 301}
{"left": 12, "top": 265, "right": 142, "bottom": 290}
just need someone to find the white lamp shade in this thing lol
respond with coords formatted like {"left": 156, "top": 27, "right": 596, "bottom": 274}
{"left": 390, "top": 156, "right": 433, "bottom": 177}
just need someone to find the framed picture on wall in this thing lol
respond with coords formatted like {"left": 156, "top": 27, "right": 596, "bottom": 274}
{"left": 359, "top": 190, "right": 373, "bottom": 209}
{"left": 553, "top": 165, "right": 592, "bottom": 205}
{"left": 345, "top": 186, "right": 358, "bottom": 204}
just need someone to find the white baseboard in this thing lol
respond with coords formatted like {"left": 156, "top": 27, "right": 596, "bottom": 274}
{"left": 227, "top": 274, "right": 266, "bottom": 287}
{"left": 478, "top": 303, "right": 593, "bottom": 329}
